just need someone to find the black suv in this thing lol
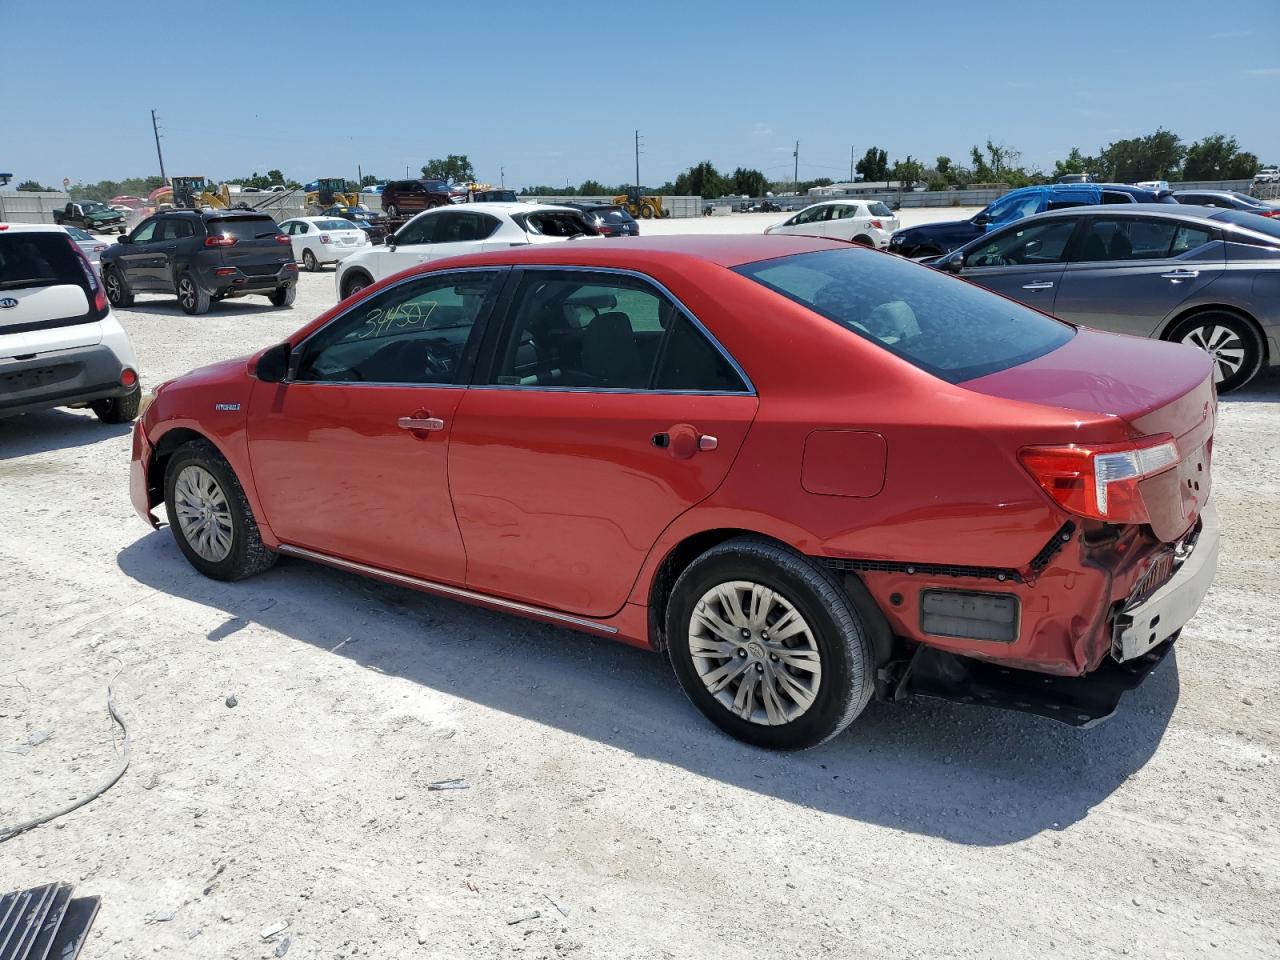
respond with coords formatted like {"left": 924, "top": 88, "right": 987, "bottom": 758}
{"left": 557, "top": 202, "right": 639, "bottom": 237}
{"left": 100, "top": 211, "right": 298, "bottom": 315}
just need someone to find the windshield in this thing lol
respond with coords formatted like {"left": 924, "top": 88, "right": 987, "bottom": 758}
{"left": 734, "top": 248, "right": 1073, "bottom": 383}
{"left": 1215, "top": 209, "right": 1280, "bottom": 240}
{"left": 978, "top": 191, "right": 1043, "bottom": 225}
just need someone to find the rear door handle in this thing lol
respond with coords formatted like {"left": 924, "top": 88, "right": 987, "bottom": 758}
{"left": 398, "top": 416, "right": 445, "bottom": 431}
{"left": 1021, "top": 281, "right": 1054, "bottom": 290}
{"left": 652, "top": 427, "right": 717, "bottom": 457}
{"left": 1162, "top": 270, "right": 1199, "bottom": 280}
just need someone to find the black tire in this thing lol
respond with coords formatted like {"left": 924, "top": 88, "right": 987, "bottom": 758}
{"left": 164, "top": 439, "right": 278, "bottom": 582}
{"left": 103, "top": 267, "right": 134, "bottom": 308}
{"left": 177, "top": 273, "right": 210, "bottom": 315}
{"left": 268, "top": 284, "right": 296, "bottom": 308}
{"left": 385, "top": 203, "right": 399, "bottom": 217}
{"left": 91, "top": 384, "right": 141, "bottom": 424}
{"left": 852, "top": 234, "right": 873, "bottom": 246}
{"left": 341, "top": 272, "right": 372, "bottom": 299}
{"left": 665, "top": 537, "right": 873, "bottom": 750}
{"left": 302, "top": 248, "right": 319, "bottom": 272}
{"left": 1167, "top": 310, "right": 1264, "bottom": 393}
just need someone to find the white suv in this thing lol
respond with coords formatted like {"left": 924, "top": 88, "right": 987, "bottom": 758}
{"left": 1, "top": 223, "right": 142, "bottom": 423}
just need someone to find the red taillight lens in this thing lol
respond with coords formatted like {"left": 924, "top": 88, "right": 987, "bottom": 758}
{"left": 205, "top": 234, "right": 237, "bottom": 247}
{"left": 275, "top": 234, "right": 292, "bottom": 244}
{"left": 120, "top": 368, "right": 138, "bottom": 388}
{"left": 869, "top": 219, "right": 883, "bottom": 229}
{"left": 285, "top": 262, "right": 298, "bottom": 272}
{"left": 1018, "top": 436, "right": 1179, "bottom": 524}
{"left": 214, "top": 267, "right": 236, "bottom": 277}
{"left": 320, "top": 234, "right": 331, "bottom": 244}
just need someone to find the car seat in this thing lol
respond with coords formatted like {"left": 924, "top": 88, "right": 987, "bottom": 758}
{"left": 581, "top": 312, "right": 644, "bottom": 387}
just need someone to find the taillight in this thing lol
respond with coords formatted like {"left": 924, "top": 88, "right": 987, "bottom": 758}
{"left": 205, "top": 234, "right": 237, "bottom": 247}
{"left": 869, "top": 219, "right": 883, "bottom": 229}
{"left": 320, "top": 234, "right": 331, "bottom": 244}
{"left": 275, "top": 234, "right": 292, "bottom": 244}
{"left": 67, "top": 237, "right": 107, "bottom": 313}
{"left": 214, "top": 267, "right": 236, "bottom": 277}
{"left": 1018, "top": 436, "right": 1179, "bottom": 524}
{"left": 93, "top": 244, "right": 108, "bottom": 252}
{"left": 120, "top": 368, "right": 138, "bottom": 388}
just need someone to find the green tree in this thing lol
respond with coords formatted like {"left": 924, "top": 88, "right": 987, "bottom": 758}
{"left": 1095, "top": 128, "right": 1185, "bottom": 182}
{"left": 1183, "top": 134, "right": 1259, "bottom": 180}
{"left": 934, "top": 155, "right": 952, "bottom": 177}
{"left": 421, "top": 155, "right": 475, "bottom": 183}
{"left": 673, "top": 161, "right": 726, "bottom": 198}
{"left": 578, "top": 179, "right": 610, "bottom": 195}
{"left": 855, "top": 147, "right": 888, "bottom": 181}
{"left": 266, "top": 169, "right": 285, "bottom": 184}
{"left": 360, "top": 174, "right": 381, "bottom": 187}
{"left": 16, "top": 179, "right": 53, "bottom": 192}
{"left": 1052, "top": 147, "right": 1095, "bottom": 179}
{"left": 891, "top": 155, "right": 924, "bottom": 187}
{"left": 730, "top": 167, "right": 768, "bottom": 197}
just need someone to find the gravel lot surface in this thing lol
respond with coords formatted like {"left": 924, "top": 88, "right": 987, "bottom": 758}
{"left": 2, "top": 211, "right": 1277, "bottom": 959}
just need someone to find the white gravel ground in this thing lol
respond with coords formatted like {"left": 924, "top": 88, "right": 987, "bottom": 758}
{"left": 1, "top": 210, "right": 1277, "bottom": 960}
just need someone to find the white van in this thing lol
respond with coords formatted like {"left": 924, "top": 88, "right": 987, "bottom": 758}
{"left": 1, "top": 223, "right": 141, "bottom": 422}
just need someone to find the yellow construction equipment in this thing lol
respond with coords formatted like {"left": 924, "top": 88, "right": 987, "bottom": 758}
{"left": 306, "top": 178, "right": 359, "bottom": 212}
{"left": 161, "top": 176, "right": 233, "bottom": 210}
{"left": 613, "top": 186, "right": 669, "bottom": 219}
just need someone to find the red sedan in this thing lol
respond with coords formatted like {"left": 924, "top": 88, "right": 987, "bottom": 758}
{"left": 129, "top": 236, "right": 1219, "bottom": 749}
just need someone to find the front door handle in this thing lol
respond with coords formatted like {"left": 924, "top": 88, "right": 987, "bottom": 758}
{"left": 398, "top": 416, "right": 444, "bottom": 431}
{"left": 1021, "top": 281, "right": 1054, "bottom": 290}
{"left": 1162, "top": 269, "right": 1199, "bottom": 281}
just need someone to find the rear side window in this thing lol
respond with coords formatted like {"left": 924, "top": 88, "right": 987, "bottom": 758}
{"left": 735, "top": 248, "right": 1073, "bottom": 384}
{"left": 0, "top": 232, "right": 87, "bottom": 292}
{"left": 207, "top": 217, "right": 281, "bottom": 241}
{"left": 521, "top": 212, "right": 590, "bottom": 237}
{"left": 867, "top": 202, "right": 894, "bottom": 217}
{"left": 1101, "top": 191, "right": 1136, "bottom": 204}
{"left": 1214, "top": 209, "right": 1280, "bottom": 241}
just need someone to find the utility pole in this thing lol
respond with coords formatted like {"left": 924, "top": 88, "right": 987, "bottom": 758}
{"left": 500, "top": 166, "right": 505, "bottom": 186}
{"left": 634, "top": 130, "right": 643, "bottom": 189}
{"left": 850, "top": 145, "right": 855, "bottom": 183}
{"left": 793, "top": 140, "right": 799, "bottom": 190}
{"left": 151, "top": 109, "right": 167, "bottom": 183}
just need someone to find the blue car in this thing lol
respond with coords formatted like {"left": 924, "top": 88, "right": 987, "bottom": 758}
{"left": 888, "top": 183, "right": 1175, "bottom": 258}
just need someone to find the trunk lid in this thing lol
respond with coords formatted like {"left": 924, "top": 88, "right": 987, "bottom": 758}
{"left": 965, "top": 327, "right": 1215, "bottom": 542}
{"left": 208, "top": 215, "right": 292, "bottom": 273}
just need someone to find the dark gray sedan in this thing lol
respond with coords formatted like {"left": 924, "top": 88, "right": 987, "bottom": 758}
{"left": 934, "top": 204, "right": 1280, "bottom": 391}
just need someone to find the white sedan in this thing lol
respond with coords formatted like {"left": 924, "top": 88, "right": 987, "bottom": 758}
{"left": 335, "top": 202, "right": 595, "bottom": 299}
{"left": 764, "top": 200, "right": 900, "bottom": 248}
{"left": 279, "top": 216, "right": 369, "bottom": 272}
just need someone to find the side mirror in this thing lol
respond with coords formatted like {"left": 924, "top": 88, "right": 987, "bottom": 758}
{"left": 117, "top": 234, "right": 131, "bottom": 245}
{"left": 385, "top": 233, "right": 397, "bottom": 250}
{"left": 944, "top": 254, "right": 964, "bottom": 273}
{"left": 972, "top": 213, "right": 990, "bottom": 227}
{"left": 254, "top": 342, "right": 291, "bottom": 383}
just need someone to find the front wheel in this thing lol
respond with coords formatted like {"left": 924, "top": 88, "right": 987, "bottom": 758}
{"left": 103, "top": 267, "right": 134, "bottom": 308}
{"left": 341, "top": 272, "right": 371, "bottom": 299}
{"left": 177, "top": 274, "right": 210, "bottom": 315}
{"left": 268, "top": 284, "right": 296, "bottom": 308}
{"left": 665, "top": 538, "right": 873, "bottom": 750}
{"left": 1169, "top": 311, "right": 1263, "bottom": 393}
{"left": 164, "top": 440, "right": 278, "bottom": 582}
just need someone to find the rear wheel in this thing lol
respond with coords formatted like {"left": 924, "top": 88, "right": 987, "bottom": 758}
{"left": 103, "top": 267, "right": 134, "bottom": 308}
{"left": 1168, "top": 311, "right": 1263, "bottom": 393}
{"left": 268, "top": 284, "right": 296, "bottom": 308}
{"left": 665, "top": 538, "right": 873, "bottom": 750}
{"left": 341, "top": 272, "right": 372, "bottom": 299}
{"left": 852, "top": 234, "right": 873, "bottom": 246}
{"left": 91, "top": 384, "right": 141, "bottom": 424}
{"left": 385, "top": 203, "right": 399, "bottom": 217}
{"left": 177, "top": 274, "right": 210, "bottom": 315}
{"left": 302, "top": 249, "right": 319, "bottom": 272}
{"left": 164, "top": 440, "right": 277, "bottom": 582}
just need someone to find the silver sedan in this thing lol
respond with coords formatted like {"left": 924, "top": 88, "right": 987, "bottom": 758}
{"left": 59, "top": 224, "right": 112, "bottom": 272}
{"left": 934, "top": 203, "right": 1280, "bottom": 391}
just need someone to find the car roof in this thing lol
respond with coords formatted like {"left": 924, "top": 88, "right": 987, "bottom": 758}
{"left": 0, "top": 222, "right": 70, "bottom": 234}
{"left": 431, "top": 233, "right": 844, "bottom": 270}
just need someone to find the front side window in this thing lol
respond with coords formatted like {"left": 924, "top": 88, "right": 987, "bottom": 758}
{"left": 964, "top": 218, "right": 1077, "bottom": 267}
{"left": 486, "top": 271, "right": 746, "bottom": 392}
{"left": 131, "top": 219, "right": 158, "bottom": 243}
{"left": 294, "top": 271, "right": 499, "bottom": 384}
{"left": 395, "top": 213, "right": 438, "bottom": 246}
{"left": 736, "top": 248, "right": 1073, "bottom": 384}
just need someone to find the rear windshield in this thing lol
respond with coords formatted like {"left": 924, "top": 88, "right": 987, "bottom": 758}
{"left": 0, "top": 232, "right": 88, "bottom": 292}
{"left": 207, "top": 217, "right": 282, "bottom": 241}
{"left": 735, "top": 248, "right": 1074, "bottom": 383}
{"left": 521, "top": 212, "right": 590, "bottom": 237}
{"left": 65, "top": 226, "right": 94, "bottom": 241}
{"left": 315, "top": 219, "right": 356, "bottom": 230}
{"left": 1215, "top": 209, "right": 1280, "bottom": 240}
{"left": 867, "top": 201, "right": 894, "bottom": 217}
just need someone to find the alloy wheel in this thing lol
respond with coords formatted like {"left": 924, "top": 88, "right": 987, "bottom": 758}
{"left": 174, "top": 464, "right": 234, "bottom": 563}
{"left": 1181, "top": 323, "right": 1246, "bottom": 384}
{"left": 105, "top": 271, "right": 122, "bottom": 303}
{"left": 178, "top": 278, "right": 196, "bottom": 311}
{"left": 687, "top": 580, "right": 822, "bottom": 726}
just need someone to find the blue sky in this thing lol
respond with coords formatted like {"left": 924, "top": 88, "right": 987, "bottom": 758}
{"left": 3, "top": 0, "right": 1278, "bottom": 190}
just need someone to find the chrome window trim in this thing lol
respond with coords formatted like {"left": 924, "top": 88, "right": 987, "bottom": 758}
{"left": 276, "top": 544, "right": 618, "bottom": 635}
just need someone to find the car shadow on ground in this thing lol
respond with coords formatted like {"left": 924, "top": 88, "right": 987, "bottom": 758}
{"left": 117, "top": 533, "right": 1179, "bottom": 846}
{"left": 120, "top": 296, "right": 285, "bottom": 317}
{"left": 1220, "top": 366, "right": 1280, "bottom": 404}
{"left": 0, "top": 408, "right": 130, "bottom": 460}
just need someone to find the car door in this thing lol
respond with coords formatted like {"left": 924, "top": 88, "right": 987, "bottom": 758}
{"left": 246, "top": 269, "right": 505, "bottom": 583}
{"left": 956, "top": 216, "right": 1078, "bottom": 309}
{"left": 377, "top": 210, "right": 440, "bottom": 278}
{"left": 447, "top": 268, "right": 759, "bottom": 618}
{"left": 153, "top": 216, "right": 193, "bottom": 285}
{"left": 119, "top": 217, "right": 162, "bottom": 290}
{"left": 1052, "top": 216, "right": 1225, "bottom": 337}
{"left": 824, "top": 203, "right": 862, "bottom": 241}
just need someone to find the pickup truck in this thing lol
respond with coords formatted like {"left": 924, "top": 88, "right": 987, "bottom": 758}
{"left": 52, "top": 201, "right": 127, "bottom": 234}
